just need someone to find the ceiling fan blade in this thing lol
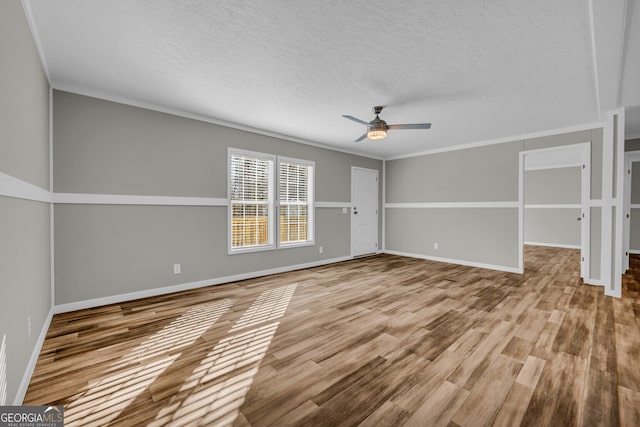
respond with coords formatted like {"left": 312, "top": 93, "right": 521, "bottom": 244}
{"left": 342, "top": 115, "right": 370, "bottom": 126}
{"left": 354, "top": 133, "right": 368, "bottom": 142}
{"left": 388, "top": 123, "right": 432, "bottom": 130}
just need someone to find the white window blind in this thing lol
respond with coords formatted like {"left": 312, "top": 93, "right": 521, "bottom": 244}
{"left": 279, "top": 158, "right": 314, "bottom": 246}
{"left": 228, "top": 150, "right": 275, "bottom": 252}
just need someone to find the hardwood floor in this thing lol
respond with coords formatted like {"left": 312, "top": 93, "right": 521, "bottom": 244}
{"left": 24, "top": 246, "right": 640, "bottom": 426}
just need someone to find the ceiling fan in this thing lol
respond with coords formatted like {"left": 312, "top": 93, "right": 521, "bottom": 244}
{"left": 342, "top": 106, "right": 431, "bottom": 142}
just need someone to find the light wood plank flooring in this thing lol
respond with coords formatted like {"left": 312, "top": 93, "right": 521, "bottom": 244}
{"left": 24, "top": 246, "right": 640, "bottom": 426}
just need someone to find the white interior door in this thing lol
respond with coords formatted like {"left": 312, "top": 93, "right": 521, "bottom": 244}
{"left": 624, "top": 154, "right": 631, "bottom": 273}
{"left": 351, "top": 167, "right": 378, "bottom": 257}
{"left": 580, "top": 147, "right": 590, "bottom": 280}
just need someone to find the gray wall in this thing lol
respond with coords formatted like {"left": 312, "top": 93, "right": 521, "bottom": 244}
{"left": 53, "top": 91, "right": 382, "bottom": 305}
{"left": 626, "top": 138, "right": 640, "bottom": 152}
{"left": 524, "top": 167, "right": 581, "bottom": 247}
{"left": 385, "top": 208, "right": 518, "bottom": 267}
{"left": 524, "top": 208, "right": 581, "bottom": 247}
{"left": 0, "top": 1, "right": 51, "bottom": 404}
{"left": 524, "top": 168, "right": 581, "bottom": 204}
{"left": 385, "top": 128, "right": 603, "bottom": 275}
{"left": 0, "top": 4, "right": 49, "bottom": 188}
{"left": 630, "top": 209, "right": 640, "bottom": 251}
{"left": 631, "top": 161, "right": 640, "bottom": 205}
{"left": 385, "top": 141, "right": 522, "bottom": 269}
{"left": 386, "top": 142, "right": 521, "bottom": 203}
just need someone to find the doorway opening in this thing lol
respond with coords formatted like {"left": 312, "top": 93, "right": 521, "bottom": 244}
{"left": 519, "top": 143, "right": 592, "bottom": 281}
{"left": 623, "top": 151, "right": 640, "bottom": 273}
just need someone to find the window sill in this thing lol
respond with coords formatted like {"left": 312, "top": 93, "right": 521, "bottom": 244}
{"left": 278, "top": 241, "right": 315, "bottom": 250}
{"left": 228, "top": 245, "right": 276, "bottom": 255}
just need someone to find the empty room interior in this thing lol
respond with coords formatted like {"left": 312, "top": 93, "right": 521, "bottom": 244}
{"left": 3, "top": 0, "right": 640, "bottom": 425}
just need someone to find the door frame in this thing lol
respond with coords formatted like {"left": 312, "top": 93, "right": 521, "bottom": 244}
{"left": 623, "top": 150, "right": 640, "bottom": 272}
{"left": 351, "top": 166, "right": 379, "bottom": 258}
{"left": 519, "top": 143, "right": 591, "bottom": 279}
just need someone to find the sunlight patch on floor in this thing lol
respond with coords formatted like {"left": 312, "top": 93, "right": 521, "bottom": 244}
{"left": 64, "top": 299, "right": 233, "bottom": 425}
{"left": 230, "top": 284, "right": 297, "bottom": 332}
{"left": 0, "top": 334, "right": 7, "bottom": 405}
{"left": 152, "top": 284, "right": 298, "bottom": 426}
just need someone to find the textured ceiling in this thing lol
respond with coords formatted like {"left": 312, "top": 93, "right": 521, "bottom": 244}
{"left": 25, "top": 0, "right": 637, "bottom": 158}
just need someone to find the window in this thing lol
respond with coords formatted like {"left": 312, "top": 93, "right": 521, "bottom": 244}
{"left": 228, "top": 149, "right": 275, "bottom": 253}
{"left": 278, "top": 158, "right": 314, "bottom": 247}
{"left": 228, "top": 149, "right": 315, "bottom": 253}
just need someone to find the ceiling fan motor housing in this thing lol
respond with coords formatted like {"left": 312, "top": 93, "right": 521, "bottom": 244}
{"left": 369, "top": 106, "right": 388, "bottom": 132}
{"left": 368, "top": 117, "right": 388, "bottom": 132}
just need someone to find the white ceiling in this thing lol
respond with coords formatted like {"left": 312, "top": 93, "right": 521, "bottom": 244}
{"left": 25, "top": 0, "right": 640, "bottom": 159}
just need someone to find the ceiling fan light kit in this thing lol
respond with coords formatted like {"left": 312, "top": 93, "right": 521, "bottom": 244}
{"left": 366, "top": 129, "right": 387, "bottom": 140}
{"left": 343, "top": 106, "right": 431, "bottom": 142}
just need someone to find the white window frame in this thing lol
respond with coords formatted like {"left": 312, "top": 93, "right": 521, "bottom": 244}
{"left": 227, "top": 148, "right": 276, "bottom": 254}
{"left": 277, "top": 157, "right": 315, "bottom": 249}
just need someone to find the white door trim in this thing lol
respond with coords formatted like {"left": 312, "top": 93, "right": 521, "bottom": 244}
{"left": 519, "top": 142, "right": 591, "bottom": 278}
{"left": 623, "top": 151, "right": 640, "bottom": 273}
{"left": 604, "top": 109, "right": 625, "bottom": 298}
{"left": 351, "top": 166, "right": 379, "bottom": 258}
{"left": 382, "top": 160, "right": 386, "bottom": 251}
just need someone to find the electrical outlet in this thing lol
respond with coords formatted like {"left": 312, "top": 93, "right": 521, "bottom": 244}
{"left": 342, "top": 207, "right": 347, "bottom": 214}
{"left": 27, "top": 317, "right": 32, "bottom": 338}
{"left": 319, "top": 246, "right": 324, "bottom": 254}
{"left": 173, "top": 264, "right": 181, "bottom": 274}
{"left": 434, "top": 242, "right": 439, "bottom": 250}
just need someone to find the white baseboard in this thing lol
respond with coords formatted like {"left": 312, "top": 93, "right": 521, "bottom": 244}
{"left": 54, "top": 255, "right": 352, "bottom": 314}
{"left": 584, "top": 277, "right": 603, "bottom": 286}
{"left": 629, "top": 249, "right": 640, "bottom": 255}
{"left": 524, "top": 241, "right": 581, "bottom": 249}
{"left": 382, "top": 250, "right": 521, "bottom": 273}
{"left": 605, "top": 287, "right": 622, "bottom": 298}
{"left": 14, "top": 306, "right": 54, "bottom": 405}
